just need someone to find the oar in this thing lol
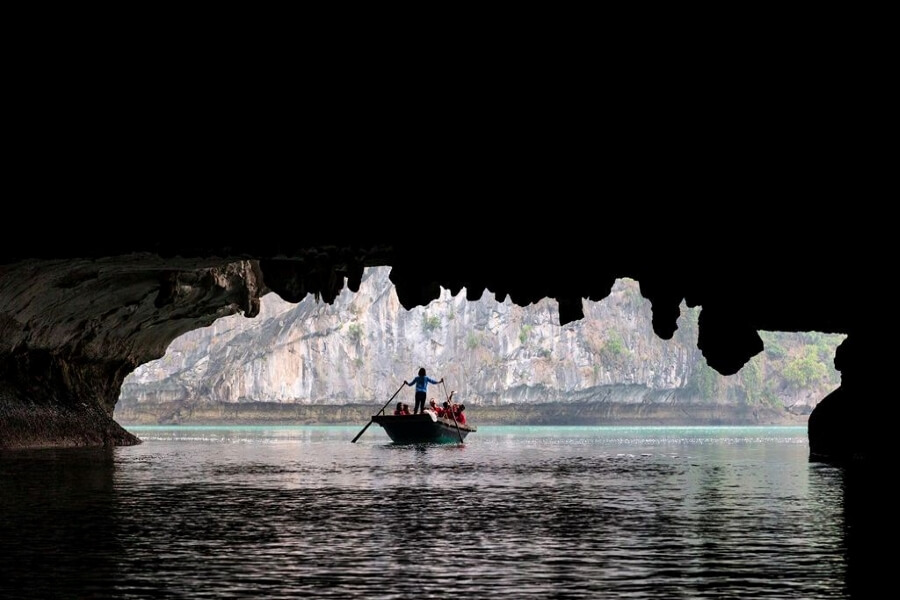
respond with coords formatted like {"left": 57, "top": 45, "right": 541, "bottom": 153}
{"left": 352, "top": 382, "right": 406, "bottom": 443}
{"left": 442, "top": 381, "right": 465, "bottom": 444}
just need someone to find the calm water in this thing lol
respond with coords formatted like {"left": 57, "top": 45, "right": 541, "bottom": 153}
{"left": 0, "top": 426, "right": 876, "bottom": 598}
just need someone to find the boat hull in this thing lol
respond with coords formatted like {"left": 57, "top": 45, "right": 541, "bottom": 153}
{"left": 371, "top": 413, "right": 475, "bottom": 444}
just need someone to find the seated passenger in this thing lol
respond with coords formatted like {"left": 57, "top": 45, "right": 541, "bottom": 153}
{"left": 393, "top": 401, "right": 404, "bottom": 415}
{"left": 428, "top": 398, "right": 442, "bottom": 416}
{"left": 455, "top": 404, "right": 467, "bottom": 425}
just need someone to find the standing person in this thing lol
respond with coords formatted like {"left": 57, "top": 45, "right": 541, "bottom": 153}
{"left": 404, "top": 368, "right": 443, "bottom": 415}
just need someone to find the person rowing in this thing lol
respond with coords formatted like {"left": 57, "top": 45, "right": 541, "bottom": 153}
{"left": 404, "top": 367, "right": 444, "bottom": 415}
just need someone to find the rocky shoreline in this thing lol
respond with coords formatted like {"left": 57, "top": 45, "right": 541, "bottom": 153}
{"left": 1, "top": 397, "right": 141, "bottom": 450}
{"left": 114, "top": 401, "right": 809, "bottom": 428}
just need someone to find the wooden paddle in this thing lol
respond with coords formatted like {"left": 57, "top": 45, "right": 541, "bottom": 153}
{"left": 442, "top": 381, "right": 465, "bottom": 444}
{"left": 351, "top": 382, "right": 406, "bottom": 443}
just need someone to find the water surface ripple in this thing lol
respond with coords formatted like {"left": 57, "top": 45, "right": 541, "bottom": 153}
{"left": 0, "top": 426, "right": 856, "bottom": 598}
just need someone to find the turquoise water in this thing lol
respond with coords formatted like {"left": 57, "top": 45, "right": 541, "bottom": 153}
{"left": 0, "top": 426, "right": 867, "bottom": 598}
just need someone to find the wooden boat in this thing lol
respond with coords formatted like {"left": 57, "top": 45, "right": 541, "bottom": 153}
{"left": 371, "top": 411, "right": 476, "bottom": 444}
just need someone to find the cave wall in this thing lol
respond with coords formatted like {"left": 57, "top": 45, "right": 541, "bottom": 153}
{"left": 0, "top": 254, "right": 264, "bottom": 448}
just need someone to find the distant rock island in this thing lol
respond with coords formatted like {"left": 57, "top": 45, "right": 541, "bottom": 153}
{"left": 116, "top": 268, "right": 843, "bottom": 426}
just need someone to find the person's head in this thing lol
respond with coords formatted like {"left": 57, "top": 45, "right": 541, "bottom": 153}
{"left": 418, "top": 367, "right": 426, "bottom": 377}
{"left": 459, "top": 404, "right": 465, "bottom": 412}
{"left": 429, "top": 399, "right": 437, "bottom": 406}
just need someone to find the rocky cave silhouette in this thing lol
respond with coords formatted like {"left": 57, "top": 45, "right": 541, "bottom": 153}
{"left": 0, "top": 220, "right": 886, "bottom": 464}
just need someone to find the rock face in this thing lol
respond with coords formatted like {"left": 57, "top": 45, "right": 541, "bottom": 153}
{"left": 117, "top": 268, "right": 842, "bottom": 422}
{"left": 0, "top": 255, "right": 264, "bottom": 448}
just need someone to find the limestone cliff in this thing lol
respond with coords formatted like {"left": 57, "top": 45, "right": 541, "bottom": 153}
{"left": 117, "top": 268, "right": 842, "bottom": 422}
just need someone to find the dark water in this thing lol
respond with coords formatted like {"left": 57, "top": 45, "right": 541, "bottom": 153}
{"left": 0, "top": 426, "right": 877, "bottom": 598}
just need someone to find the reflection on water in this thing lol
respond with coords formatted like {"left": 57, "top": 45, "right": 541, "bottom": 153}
{"left": 0, "top": 426, "right": 873, "bottom": 598}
